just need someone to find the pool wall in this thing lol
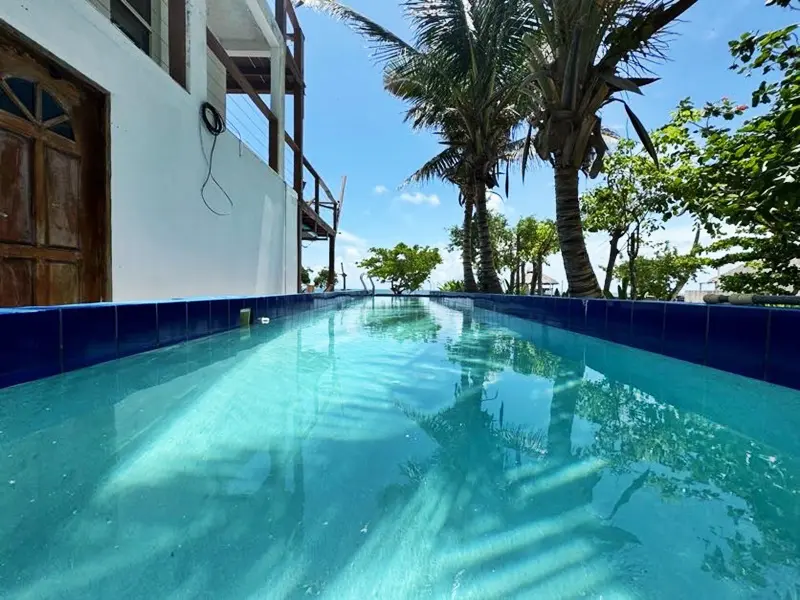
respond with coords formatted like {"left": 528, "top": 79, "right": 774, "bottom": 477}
{"left": 0, "top": 291, "right": 368, "bottom": 390}
{"left": 430, "top": 293, "right": 800, "bottom": 391}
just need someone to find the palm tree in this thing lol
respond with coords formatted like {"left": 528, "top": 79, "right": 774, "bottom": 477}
{"left": 305, "top": 0, "right": 535, "bottom": 293}
{"left": 522, "top": 0, "right": 699, "bottom": 297}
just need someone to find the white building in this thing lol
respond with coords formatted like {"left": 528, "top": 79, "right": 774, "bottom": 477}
{"left": 0, "top": 0, "right": 340, "bottom": 307}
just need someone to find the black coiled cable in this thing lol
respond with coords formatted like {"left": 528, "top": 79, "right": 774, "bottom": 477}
{"left": 200, "top": 101, "right": 234, "bottom": 216}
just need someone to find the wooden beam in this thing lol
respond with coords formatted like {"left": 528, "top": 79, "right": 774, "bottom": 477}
{"left": 207, "top": 29, "right": 280, "bottom": 171}
{"left": 301, "top": 204, "right": 335, "bottom": 237}
{"left": 286, "top": 52, "right": 302, "bottom": 88}
{"left": 168, "top": 0, "right": 187, "bottom": 88}
{"left": 286, "top": 0, "right": 301, "bottom": 33}
{"left": 328, "top": 176, "right": 347, "bottom": 290}
{"left": 294, "top": 29, "right": 305, "bottom": 292}
{"left": 275, "top": 0, "right": 286, "bottom": 36}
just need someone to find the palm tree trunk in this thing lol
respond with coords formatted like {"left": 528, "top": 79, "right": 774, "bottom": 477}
{"left": 554, "top": 166, "right": 601, "bottom": 297}
{"left": 603, "top": 231, "right": 623, "bottom": 297}
{"left": 474, "top": 180, "right": 503, "bottom": 293}
{"left": 461, "top": 193, "right": 478, "bottom": 292}
{"left": 547, "top": 358, "right": 583, "bottom": 462}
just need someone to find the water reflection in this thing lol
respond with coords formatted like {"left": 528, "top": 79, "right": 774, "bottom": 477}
{"left": 360, "top": 297, "right": 441, "bottom": 343}
{"left": 578, "top": 376, "right": 800, "bottom": 591}
{"left": 2, "top": 299, "right": 799, "bottom": 598}
{"left": 436, "top": 305, "right": 800, "bottom": 597}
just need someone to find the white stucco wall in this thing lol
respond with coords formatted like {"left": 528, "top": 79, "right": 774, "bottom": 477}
{"left": 1, "top": 0, "right": 297, "bottom": 300}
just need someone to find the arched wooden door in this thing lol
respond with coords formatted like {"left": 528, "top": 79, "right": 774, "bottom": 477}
{"left": 0, "top": 30, "right": 108, "bottom": 307}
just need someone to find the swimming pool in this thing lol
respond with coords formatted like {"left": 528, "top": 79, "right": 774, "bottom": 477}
{"left": 1, "top": 297, "right": 798, "bottom": 599}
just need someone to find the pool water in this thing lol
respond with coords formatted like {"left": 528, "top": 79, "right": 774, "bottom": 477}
{"left": 1, "top": 297, "right": 799, "bottom": 599}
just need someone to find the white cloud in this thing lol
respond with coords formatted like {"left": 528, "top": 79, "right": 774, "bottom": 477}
{"left": 345, "top": 246, "right": 361, "bottom": 258}
{"left": 429, "top": 244, "right": 464, "bottom": 287}
{"left": 398, "top": 191, "right": 440, "bottom": 206}
{"left": 487, "top": 192, "right": 506, "bottom": 214}
{"left": 374, "top": 185, "right": 388, "bottom": 195}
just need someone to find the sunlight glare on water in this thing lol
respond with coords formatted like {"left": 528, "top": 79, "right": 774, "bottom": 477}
{"left": 0, "top": 297, "right": 798, "bottom": 599}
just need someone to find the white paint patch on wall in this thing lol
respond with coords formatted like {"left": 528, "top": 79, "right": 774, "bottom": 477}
{"left": 1, "top": 0, "right": 296, "bottom": 301}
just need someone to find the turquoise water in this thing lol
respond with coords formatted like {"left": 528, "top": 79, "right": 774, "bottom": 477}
{"left": 1, "top": 297, "right": 799, "bottom": 599}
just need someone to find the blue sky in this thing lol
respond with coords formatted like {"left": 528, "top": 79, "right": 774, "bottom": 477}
{"left": 276, "top": 0, "right": 794, "bottom": 289}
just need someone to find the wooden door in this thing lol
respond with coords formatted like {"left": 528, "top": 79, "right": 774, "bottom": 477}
{"left": 0, "top": 31, "right": 108, "bottom": 307}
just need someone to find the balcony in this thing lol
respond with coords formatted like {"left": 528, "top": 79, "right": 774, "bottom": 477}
{"left": 206, "top": 0, "right": 343, "bottom": 288}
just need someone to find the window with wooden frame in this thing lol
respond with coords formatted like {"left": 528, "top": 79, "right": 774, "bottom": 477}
{"left": 86, "top": 0, "right": 186, "bottom": 88}
{"left": 110, "top": 0, "right": 156, "bottom": 55}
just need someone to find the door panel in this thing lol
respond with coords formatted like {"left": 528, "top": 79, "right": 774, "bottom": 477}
{"left": 0, "top": 128, "right": 33, "bottom": 244}
{"left": 0, "top": 28, "right": 108, "bottom": 308}
{"left": 0, "top": 258, "right": 33, "bottom": 306}
{"left": 44, "top": 146, "right": 81, "bottom": 249}
{"left": 47, "top": 261, "right": 80, "bottom": 305}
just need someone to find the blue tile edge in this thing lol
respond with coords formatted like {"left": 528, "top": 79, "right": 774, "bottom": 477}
{"left": 429, "top": 292, "right": 800, "bottom": 392}
{"left": 0, "top": 291, "right": 369, "bottom": 390}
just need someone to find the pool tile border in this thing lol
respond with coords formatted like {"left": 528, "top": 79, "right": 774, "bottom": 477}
{"left": 0, "top": 291, "right": 368, "bottom": 390}
{"left": 430, "top": 292, "right": 800, "bottom": 392}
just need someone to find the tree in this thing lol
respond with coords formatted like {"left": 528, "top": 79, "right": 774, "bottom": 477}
{"left": 660, "top": 9, "right": 800, "bottom": 294}
{"left": 448, "top": 212, "right": 558, "bottom": 294}
{"left": 358, "top": 243, "right": 442, "bottom": 295}
{"left": 447, "top": 209, "right": 510, "bottom": 283}
{"left": 308, "top": 0, "right": 535, "bottom": 293}
{"left": 301, "top": 267, "right": 312, "bottom": 286}
{"left": 314, "top": 268, "right": 338, "bottom": 289}
{"left": 524, "top": 218, "right": 559, "bottom": 295}
{"left": 581, "top": 138, "right": 669, "bottom": 298}
{"left": 522, "top": 0, "right": 700, "bottom": 297}
{"left": 506, "top": 217, "right": 559, "bottom": 295}
{"left": 614, "top": 239, "right": 708, "bottom": 300}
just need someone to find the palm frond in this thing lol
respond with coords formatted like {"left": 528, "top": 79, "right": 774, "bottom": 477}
{"left": 599, "top": 0, "right": 699, "bottom": 72}
{"left": 404, "top": 146, "right": 465, "bottom": 186}
{"left": 302, "top": 0, "right": 419, "bottom": 64}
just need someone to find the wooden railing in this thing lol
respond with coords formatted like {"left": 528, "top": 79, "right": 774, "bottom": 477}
{"left": 209, "top": 2, "right": 342, "bottom": 291}
{"left": 206, "top": 29, "right": 280, "bottom": 173}
{"left": 206, "top": 26, "right": 338, "bottom": 226}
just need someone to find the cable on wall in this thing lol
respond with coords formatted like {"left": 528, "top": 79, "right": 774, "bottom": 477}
{"left": 200, "top": 102, "right": 234, "bottom": 216}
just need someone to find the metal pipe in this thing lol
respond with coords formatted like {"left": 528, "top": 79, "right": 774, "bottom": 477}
{"left": 703, "top": 293, "right": 800, "bottom": 306}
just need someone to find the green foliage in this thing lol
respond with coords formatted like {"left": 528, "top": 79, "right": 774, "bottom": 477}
{"left": 616, "top": 278, "right": 628, "bottom": 300}
{"left": 581, "top": 138, "right": 668, "bottom": 234}
{"left": 313, "top": 268, "right": 338, "bottom": 289}
{"left": 657, "top": 5, "right": 800, "bottom": 294}
{"left": 448, "top": 210, "right": 509, "bottom": 275}
{"left": 577, "top": 375, "right": 800, "bottom": 585}
{"left": 449, "top": 211, "right": 558, "bottom": 294}
{"left": 439, "top": 280, "right": 465, "bottom": 292}
{"left": 614, "top": 243, "right": 709, "bottom": 300}
{"left": 581, "top": 137, "right": 681, "bottom": 297}
{"left": 360, "top": 299, "right": 441, "bottom": 343}
{"left": 521, "top": 0, "right": 698, "bottom": 297}
{"left": 358, "top": 243, "right": 442, "bottom": 295}
{"left": 312, "top": 0, "right": 534, "bottom": 293}
{"left": 301, "top": 267, "right": 312, "bottom": 286}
